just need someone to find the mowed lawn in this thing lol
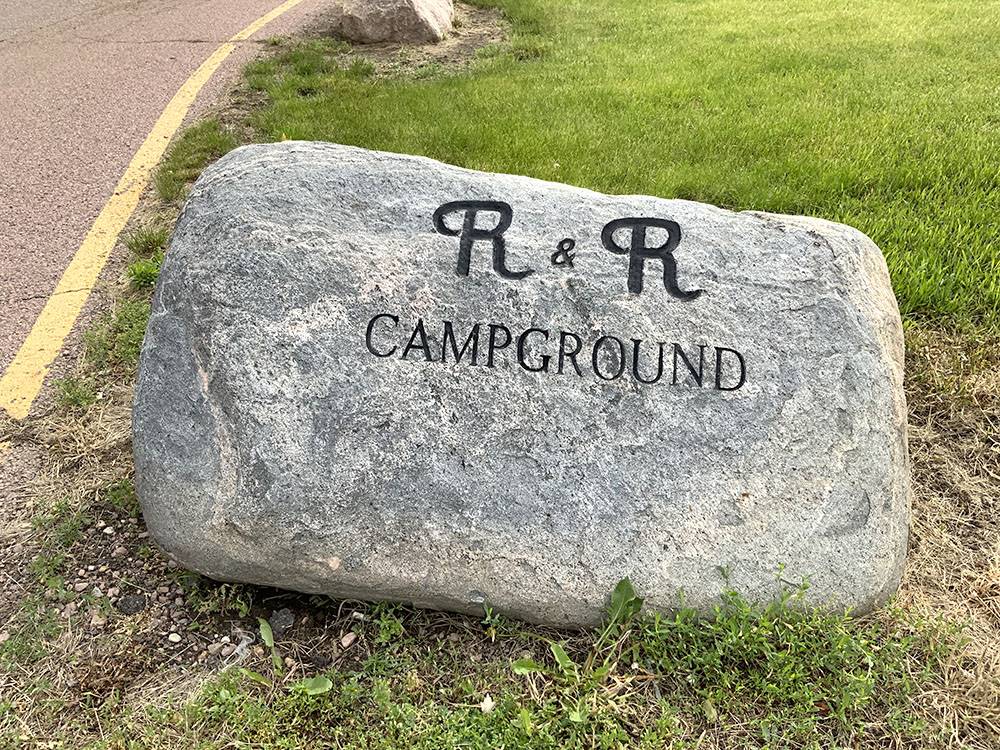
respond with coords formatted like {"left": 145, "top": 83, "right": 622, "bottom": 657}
{"left": 246, "top": 0, "right": 1000, "bottom": 327}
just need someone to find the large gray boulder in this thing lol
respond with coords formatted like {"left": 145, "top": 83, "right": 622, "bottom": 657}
{"left": 134, "top": 142, "right": 910, "bottom": 627}
{"left": 331, "top": 0, "right": 453, "bottom": 44}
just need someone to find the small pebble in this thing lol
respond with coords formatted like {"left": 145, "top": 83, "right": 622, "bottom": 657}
{"left": 207, "top": 642, "right": 224, "bottom": 656}
{"left": 269, "top": 607, "right": 295, "bottom": 638}
{"left": 106, "top": 587, "right": 120, "bottom": 598}
{"left": 102, "top": 527, "right": 115, "bottom": 536}
{"left": 168, "top": 633, "right": 182, "bottom": 644}
{"left": 220, "top": 644, "right": 235, "bottom": 657}
{"left": 115, "top": 593, "right": 147, "bottom": 615}
{"left": 112, "top": 546, "right": 128, "bottom": 558}
{"left": 156, "top": 586, "right": 169, "bottom": 594}
{"left": 73, "top": 582, "right": 89, "bottom": 592}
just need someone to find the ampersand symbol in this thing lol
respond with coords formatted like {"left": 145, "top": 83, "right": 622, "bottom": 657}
{"left": 551, "top": 238, "right": 576, "bottom": 268}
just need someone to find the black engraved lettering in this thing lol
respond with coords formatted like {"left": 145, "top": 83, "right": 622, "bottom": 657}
{"left": 592, "top": 335, "right": 626, "bottom": 381}
{"left": 517, "top": 328, "right": 551, "bottom": 373}
{"left": 442, "top": 321, "right": 480, "bottom": 365}
{"left": 631, "top": 339, "right": 666, "bottom": 385}
{"left": 551, "top": 238, "right": 576, "bottom": 267}
{"left": 601, "top": 217, "right": 702, "bottom": 299}
{"left": 715, "top": 347, "right": 747, "bottom": 391}
{"left": 557, "top": 331, "right": 584, "bottom": 376}
{"left": 401, "top": 318, "right": 435, "bottom": 361}
{"left": 487, "top": 323, "right": 512, "bottom": 368}
{"left": 672, "top": 343, "right": 707, "bottom": 387}
{"left": 365, "top": 313, "right": 399, "bottom": 358}
{"left": 432, "top": 200, "right": 533, "bottom": 280}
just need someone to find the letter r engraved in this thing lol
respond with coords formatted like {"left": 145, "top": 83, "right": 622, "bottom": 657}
{"left": 432, "top": 200, "right": 534, "bottom": 280}
{"left": 601, "top": 218, "right": 702, "bottom": 299}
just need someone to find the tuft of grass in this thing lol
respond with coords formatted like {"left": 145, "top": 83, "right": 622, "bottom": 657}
{"left": 54, "top": 376, "right": 97, "bottom": 410}
{"left": 124, "top": 224, "right": 169, "bottom": 257}
{"left": 0, "top": 598, "right": 60, "bottom": 670}
{"left": 126, "top": 252, "right": 163, "bottom": 289}
{"left": 103, "top": 479, "right": 140, "bottom": 517}
{"left": 84, "top": 298, "right": 150, "bottom": 373}
{"left": 635, "top": 589, "right": 941, "bottom": 742}
{"left": 31, "top": 497, "right": 90, "bottom": 553}
{"left": 346, "top": 57, "right": 375, "bottom": 79}
{"left": 154, "top": 119, "right": 237, "bottom": 203}
{"left": 175, "top": 573, "right": 255, "bottom": 619}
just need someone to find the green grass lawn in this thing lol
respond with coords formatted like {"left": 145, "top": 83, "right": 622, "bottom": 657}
{"left": 240, "top": 0, "right": 1000, "bottom": 328}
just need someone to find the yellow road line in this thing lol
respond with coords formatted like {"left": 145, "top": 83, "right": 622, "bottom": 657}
{"left": 0, "top": 0, "right": 308, "bottom": 420}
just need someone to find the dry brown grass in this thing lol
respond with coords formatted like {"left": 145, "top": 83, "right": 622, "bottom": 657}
{"left": 895, "top": 324, "right": 1000, "bottom": 743}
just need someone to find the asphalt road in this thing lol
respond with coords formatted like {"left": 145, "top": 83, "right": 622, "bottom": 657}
{"left": 0, "top": 0, "right": 325, "bottom": 375}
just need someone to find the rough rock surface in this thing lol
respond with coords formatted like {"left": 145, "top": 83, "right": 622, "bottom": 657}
{"left": 134, "top": 142, "right": 910, "bottom": 626}
{"left": 331, "top": 0, "right": 453, "bottom": 44}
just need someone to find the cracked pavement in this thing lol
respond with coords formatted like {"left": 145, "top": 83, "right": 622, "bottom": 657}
{"left": 0, "top": 0, "right": 327, "bottom": 374}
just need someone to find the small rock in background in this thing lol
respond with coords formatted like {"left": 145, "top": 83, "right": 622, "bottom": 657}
{"left": 167, "top": 633, "right": 182, "bottom": 644}
{"left": 331, "top": 0, "right": 453, "bottom": 44}
{"left": 269, "top": 607, "right": 295, "bottom": 639}
{"left": 114, "top": 593, "right": 147, "bottom": 615}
